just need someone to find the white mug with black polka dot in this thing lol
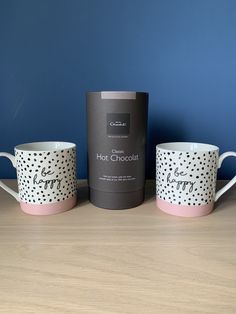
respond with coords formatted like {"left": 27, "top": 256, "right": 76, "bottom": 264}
{"left": 0, "top": 142, "right": 77, "bottom": 215}
{"left": 156, "top": 142, "right": 236, "bottom": 217}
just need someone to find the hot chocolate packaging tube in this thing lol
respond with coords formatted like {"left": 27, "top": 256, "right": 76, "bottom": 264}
{"left": 86, "top": 91, "right": 148, "bottom": 209}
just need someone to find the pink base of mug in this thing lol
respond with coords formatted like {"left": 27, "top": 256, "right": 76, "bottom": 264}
{"left": 156, "top": 197, "right": 214, "bottom": 217}
{"left": 20, "top": 195, "right": 77, "bottom": 215}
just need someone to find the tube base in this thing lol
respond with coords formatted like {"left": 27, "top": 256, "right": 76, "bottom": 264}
{"left": 90, "top": 188, "right": 145, "bottom": 209}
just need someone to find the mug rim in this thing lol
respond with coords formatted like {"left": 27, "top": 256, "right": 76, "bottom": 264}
{"left": 15, "top": 141, "right": 76, "bottom": 152}
{"left": 156, "top": 142, "right": 219, "bottom": 152}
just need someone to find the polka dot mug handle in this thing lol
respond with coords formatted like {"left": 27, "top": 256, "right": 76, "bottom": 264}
{"left": 215, "top": 151, "right": 236, "bottom": 202}
{"left": 0, "top": 152, "right": 19, "bottom": 201}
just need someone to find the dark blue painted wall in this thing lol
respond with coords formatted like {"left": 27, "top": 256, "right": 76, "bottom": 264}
{"left": 0, "top": 0, "right": 236, "bottom": 179}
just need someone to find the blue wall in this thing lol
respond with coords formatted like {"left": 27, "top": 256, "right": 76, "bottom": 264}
{"left": 0, "top": 0, "right": 236, "bottom": 179}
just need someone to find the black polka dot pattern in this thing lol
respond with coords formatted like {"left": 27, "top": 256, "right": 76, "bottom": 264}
{"left": 156, "top": 148, "right": 218, "bottom": 206}
{"left": 15, "top": 148, "right": 77, "bottom": 204}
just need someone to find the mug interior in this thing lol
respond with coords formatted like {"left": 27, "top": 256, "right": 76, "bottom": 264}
{"left": 157, "top": 142, "right": 218, "bottom": 152}
{"left": 15, "top": 141, "right": 76, "bottom": 152}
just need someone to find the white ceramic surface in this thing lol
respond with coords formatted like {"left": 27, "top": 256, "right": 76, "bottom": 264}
{"left": 156, "top": 142, "right": 236, "bottom": 217}
{"left": 0, "top": 142, "right": 77, "bottom": 215}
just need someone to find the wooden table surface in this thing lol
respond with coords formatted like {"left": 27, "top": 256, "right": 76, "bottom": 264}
{"left": 0, "top": 180, "right": 235, "bottom": 314}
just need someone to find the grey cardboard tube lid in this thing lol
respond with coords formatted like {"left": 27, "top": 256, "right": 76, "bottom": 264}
{"left": 87, "top": 91, "right": 148, "bottom": 209}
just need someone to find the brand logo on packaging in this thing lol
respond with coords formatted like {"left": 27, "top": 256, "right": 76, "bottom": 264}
{"left": 107, "top": 113, "right": 130, "bottom": 135}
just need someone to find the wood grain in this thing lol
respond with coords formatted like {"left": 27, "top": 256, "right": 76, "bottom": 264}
{"left": 0, "top": 180, "right": 235, "bottom": 314}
